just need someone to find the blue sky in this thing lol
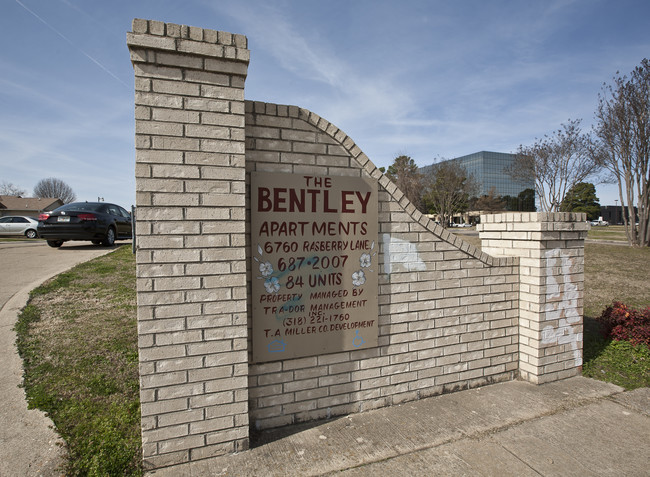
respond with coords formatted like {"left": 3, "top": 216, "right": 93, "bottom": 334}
{"left": 1, "top": 0, "right": 649, "bottom": 208}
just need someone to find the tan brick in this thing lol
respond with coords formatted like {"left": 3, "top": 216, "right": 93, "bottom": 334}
{"left": 127, "top": 32, "right": 176, "bottom": 51}
{"left": 202, "top": 85, "right": 245, "bottom": 101}
{"left": 204, "top": 58, "right": 248, "bottom": 76}
{"left": 135, "top": 91, "right": 184, "bottom": 109}
{"left": 141, "top": 424, "right": 189, "bottom": 444}
{"left": 201, "top": 139, "right": 246, "bottom": 154}
{"left": 158, "top": 435, "right": 206, "bottom": 454}
{"left": 151, "top": 136, "right": 201, "bottom": 151}
{"left": 205, "top": 426, "right": 249, "bottom": 446}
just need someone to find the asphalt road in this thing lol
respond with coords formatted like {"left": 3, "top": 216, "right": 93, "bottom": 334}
{"left": 0, "top": 240, "right": 125, "bottom": 476}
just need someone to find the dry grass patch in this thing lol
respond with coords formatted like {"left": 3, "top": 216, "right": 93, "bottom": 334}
{"left": 584, "top": 243, "right": 650, "bottom": 316}
{"left": 582, "top": 243, "right": 650, "bottom": 389}
{"left": 587, "top": 225, "right": 629, "bottom": 242}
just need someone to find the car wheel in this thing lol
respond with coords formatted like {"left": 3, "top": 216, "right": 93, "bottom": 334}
{"left": 47, "top": 240, "right": 63, "bottom": 248}
{"left": 25, "top": 229, "right": 37, "bottom": 239}
{"left": 102, "top": 227, "right": 116, "bottom": 247}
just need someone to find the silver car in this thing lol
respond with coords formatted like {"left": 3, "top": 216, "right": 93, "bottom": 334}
{"left": 0, "top": 216, "right": 40, "bottom": 239}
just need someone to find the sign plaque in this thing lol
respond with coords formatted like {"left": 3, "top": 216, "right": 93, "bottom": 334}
{"left": 251, "top": 172, "right": 378, "bottom": 362}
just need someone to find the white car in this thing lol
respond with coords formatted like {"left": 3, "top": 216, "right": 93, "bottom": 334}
{"left": 0, "top": 216, "right": 40, "bottom": 239}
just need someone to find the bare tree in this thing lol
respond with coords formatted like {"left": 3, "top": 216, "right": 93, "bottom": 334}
{"left": 594, "top": 58, "right": 650, "bottom": 247}
{"left": 422, "top": 160, "right": 478, "bottom": 228}
{"left": 0, "top": 181, "right": 26, "bottom": 196}
{"left": 509, "top": 119, "right": 600, "bottom": 212}
{"left": 385, "top": 155, "right": 423, "bottom": 210}
{"left": 33, "top": 177, "right": 77, "bottom": 204}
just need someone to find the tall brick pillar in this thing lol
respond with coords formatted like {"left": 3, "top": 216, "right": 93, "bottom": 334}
{"left": 127, "top": 19, "right": 249, "bottom": 468}
{"left": 478, "top": 213, "right": 588, "bottom": 384}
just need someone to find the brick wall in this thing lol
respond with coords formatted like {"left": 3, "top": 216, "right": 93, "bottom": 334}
{"left": 478, "top": 213, "right": 588, "bottom": 384}
{"left": 128, "top": 19, "right": 250, "bottom": 469}
{"left": 128, "top": 19, "right": 586, "bottom": 470}
{"left": 245, "top": 102, "right": 520, "bottom": 429}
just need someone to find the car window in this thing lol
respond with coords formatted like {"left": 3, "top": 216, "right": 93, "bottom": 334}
{"left": 14, "top": 217, "right": 29, "bottom": 223}
{"left": 0, "top": 217, "right": 11, "bottom": 223}
{"left": 118, "top": 207, "right": 131, "bottom": 218}
{"left": 108, "top": 206, "right": 120, "bottom": 216}
{"left": 56, "top": 203, "right": 104, "bottom": 213}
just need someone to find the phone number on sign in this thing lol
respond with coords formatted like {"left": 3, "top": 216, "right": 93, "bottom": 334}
{"left": 277, "top": 255, "right": 348, "bottom": 272}
{"left": 282, "top": 313, "right": 350, "bottom": 327}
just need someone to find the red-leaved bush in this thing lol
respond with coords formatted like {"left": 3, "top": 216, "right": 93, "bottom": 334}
{"left": 598, "top": 302, "right": 650, "bottom": 347}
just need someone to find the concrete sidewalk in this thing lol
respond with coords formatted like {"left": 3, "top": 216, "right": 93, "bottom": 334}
{"left": 147, "top": 377, "right": 649, "bottom": 476}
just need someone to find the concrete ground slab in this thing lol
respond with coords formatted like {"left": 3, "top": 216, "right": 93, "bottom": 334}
{"left": 610, "top": 387, "right": 650, "bottom": 416}
{"left": 490, "top": 399, "right": 650, "bottom": 476}
{"left": 336, "top": 438, "right": 541, "bottom": 477}
{"left": 146, "top": 377, "right": 649, "bottom": 477}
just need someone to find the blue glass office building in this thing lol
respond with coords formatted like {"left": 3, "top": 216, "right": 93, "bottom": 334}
{"left": 445, "top": 151, "right": 533, "bottom": 198}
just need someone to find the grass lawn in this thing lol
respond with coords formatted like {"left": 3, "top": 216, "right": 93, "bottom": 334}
{"left": 15, "top": 245, "right": 141, "bottom": 476}
{"left": 586, "top": 224, "right": 629, "bottom": 242}
{"left": 455, "top": 224, "right": 633, "bottom": 246}
{"left": 582, "top": 243, "right": 650, "bottom": 389}
{"left": 14, "top": 235, "right": 650, "bottom": 475}
{"left": 0, "top": 237, "right": 44, "bottom": 242}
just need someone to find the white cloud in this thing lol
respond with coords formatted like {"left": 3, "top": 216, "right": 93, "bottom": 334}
{"left": 208, "top": 2, "right": 416, "bottom": 120}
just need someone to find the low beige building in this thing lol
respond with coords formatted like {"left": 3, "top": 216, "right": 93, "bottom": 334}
{"left": 0, "top": 196, "right": 63, "bottom": 218}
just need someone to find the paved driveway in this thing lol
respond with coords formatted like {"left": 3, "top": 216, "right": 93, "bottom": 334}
{"left": 0, "top": 240, "right": 127, "bottom": 476}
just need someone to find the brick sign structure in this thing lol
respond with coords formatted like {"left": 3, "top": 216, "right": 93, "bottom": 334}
{"left": 128, "top": 19, "right": 587, "bottom": 470}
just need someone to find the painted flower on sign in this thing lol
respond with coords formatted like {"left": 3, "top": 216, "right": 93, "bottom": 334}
{"left": 360, "top": 253, "right": 371, "bottom": 268}
{"left": 264, "top": 276, "right": 281, "bottom": 293}
{"left": 352, "top": 270, "right": 366, "bottom": 287}
{"left": 259, "top": 261, "right": 274, "bottom": 277}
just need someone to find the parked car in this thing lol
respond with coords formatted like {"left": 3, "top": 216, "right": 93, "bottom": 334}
{"left": 37, "top": 202, "right": 132, "bottom": 248}
{"left": 590, "top": 219, "right": 609, "bottom": 226}
{"left": 0, "top": 215, "right": 39, "bottom": 239}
